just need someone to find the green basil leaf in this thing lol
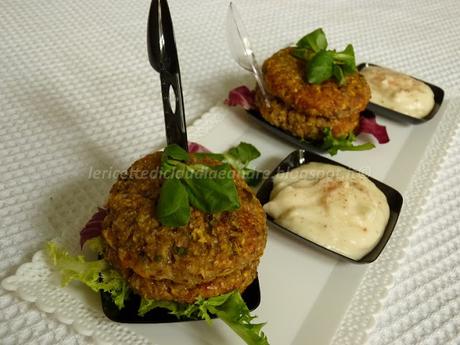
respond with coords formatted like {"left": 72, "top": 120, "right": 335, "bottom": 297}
{"left": 307, "top": 50, "right": 334, "bottom": 84}
{"left": 183, "top": 164, "right": 240, "bottom": 213}
{"left": 295, "top": 29, "right": 357, "bottom": 85}
{"left": 296, "top": 28, "right": 328, "bottom": 52}
{"left": 226, "top": 142, "right": 261, "bottom": 165}
{"left": 332, "top": 64, "right": 345, "bottom": 85}
{"left": 291, "top": 47, "right": 316, "bottom": 61}
{"left": 334, "top": 44, "right": 356, "bottom": 74}
{"left": 321, "top": 128, "right": 374, "bottom": 156}
{"left": 338, "top": 142, "right": 375, "bottom": 152}
{"left": 193, "top": 152, "right": 225, "bottom": 161}
{"left": 161, "top": 160, "right": 191, "bottom": 180}
{"left": 163, "top": 144, "right": 189, "bottom": 162}
{"left": 156, "top": 178, "right": 190, "bottom": 227}
{"left": 160, "top": 160, "right": 178, "bottom": 178}
{"left": 240, "top": 168, "right": 263, "bottom": 187}
{"left": 342, "top": 62, "right": 357, "bottom": 75}
{"left": 222, "top": 143, "right": 262, "bottom": 186}
{"left": 292, "top": 47, "right": 307, "bottom": 59}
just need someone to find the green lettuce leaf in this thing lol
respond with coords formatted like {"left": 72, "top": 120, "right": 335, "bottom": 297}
{"left": 46, "top": 242, "right": 130, "bottom": 309}
{"left": 205, "top": 292, "right": 269, "bottom": 345}
{"left": 48, "top": 240, "right": 269, "bottom": 344}
{"left": 139, "top": 291, "right": 269, "bottom": 345}
{"left": 138, "top": 298, "right": 189, "bottom": 317}
{"left": 84, "top": 236, "right": 105, "bottom": 253}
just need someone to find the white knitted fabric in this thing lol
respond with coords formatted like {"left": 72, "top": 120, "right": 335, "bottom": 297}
{"left": 0, "top": 0, "right": 459, "bottom": 344}
{"left": 368, "top": 128, "right": 460, "bottom": 345}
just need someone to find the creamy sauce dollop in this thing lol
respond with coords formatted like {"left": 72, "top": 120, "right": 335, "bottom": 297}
{"left": 264, "top": 163, "right": 390, "bottom": 260}
{"left": 361, "top": 66, "right": 435, "bottom": 118}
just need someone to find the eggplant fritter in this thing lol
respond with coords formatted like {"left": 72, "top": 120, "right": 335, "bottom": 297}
{"left": 255, "top": 47, "right": 370, "bottom": 140}
{"left": 101, "top": 152, "right": 267, "bottom": 303}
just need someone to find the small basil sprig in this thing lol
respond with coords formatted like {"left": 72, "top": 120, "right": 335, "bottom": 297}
{"left": 156, "top": 178, "right": 191, "bottom": 227}
{"left": 156, "top": 142, "right": 262, "bottom": 227}
{"left": 321, "top": 128, "right": 374, "bottom": 156}
{"left": 292, "top": 28, "right": 357, "bottom": 85}
{"left": 223, "top": 142, "right": 262, "bottom": 186}
{"left": 195, "top": 142, "right": 263, "bottom": 187}
{"left": 156, "top": 144, "right": 240, "bottom": 227}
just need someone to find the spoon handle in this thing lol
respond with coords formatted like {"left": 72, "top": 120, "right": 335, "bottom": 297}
{"left": 226, "top": 2, "right": 271, "bottom": 108}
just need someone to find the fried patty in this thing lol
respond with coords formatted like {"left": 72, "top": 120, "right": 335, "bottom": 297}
{"left": 255, "top": 87, "right": 360, "bottom": 140}
{"left": 105, "top": 246, "right": 258, "bottom": 303}
{"left": 255, "top": 47, "right": 370, "bottom": 140}
{"left": 101, "top": 152, "right": 267, "bottom": 303}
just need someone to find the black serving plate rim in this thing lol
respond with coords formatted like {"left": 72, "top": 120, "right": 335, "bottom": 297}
{"left": 256, "top": 149, "right": 403, "bottom": 264}
{"left": 246, "top": 109, "right": 323, "bottom": 152}
{"left": 357, "top": 62, "right": 445, "bottom": 124}
{"left": 100, "top": 275, "right": 261, "bottom": 323}
{"left": 245, "top": 108, "right": 376, "bottom": 154}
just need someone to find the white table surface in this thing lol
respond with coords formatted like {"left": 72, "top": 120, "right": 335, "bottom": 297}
{"left": 0, "top": 0, "right": 459, "bottom": 344}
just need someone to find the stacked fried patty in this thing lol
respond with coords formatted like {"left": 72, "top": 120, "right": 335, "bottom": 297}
{"left": 255, "top": 48, "right": 371, "bottom": 141}
{"left": 101, "top": 152, "right": 267, "bottom": 304}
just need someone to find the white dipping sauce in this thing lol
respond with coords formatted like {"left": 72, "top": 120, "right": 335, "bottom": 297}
{"left": 361, "top": 66, "right": 435, "bottom": 118}
{"left": 263, "top": 162, "right": 390, "bottom": 260}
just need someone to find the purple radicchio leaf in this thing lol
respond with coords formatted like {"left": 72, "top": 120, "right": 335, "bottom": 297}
{"left": 224, "top": 85, "right": 255, "bottom": 110}
{"left": 188, "top": 142, "right": 211, "bottom": 153}
{"left": 80, "top": 207, "right": 107, "bottom": 249}
{"left": 358, "top": 113, "right": 390, "bottom": 144}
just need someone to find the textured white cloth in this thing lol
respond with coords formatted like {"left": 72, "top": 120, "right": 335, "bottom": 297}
{"left": 368, "top": 136, "right": 460, "bottom": 345}
{"left": 0, "top": 0, "right": 459, "bottom": 344}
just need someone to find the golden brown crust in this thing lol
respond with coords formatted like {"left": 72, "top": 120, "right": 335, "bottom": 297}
{"left": 105, "top": 245, "right": 259, "bottom": 303}
{"left": 255, "top": 87, "right": 360, "bottom": 140}
{"left": 262, "top": 48, "right": 371, "bottom": 119}
{"left": 101, "top": 152, "right": 267, "bottom": 302}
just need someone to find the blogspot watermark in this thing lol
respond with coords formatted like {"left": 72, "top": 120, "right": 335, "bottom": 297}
{"left": 87, "top": 165, "right": 373, "bottom": 181}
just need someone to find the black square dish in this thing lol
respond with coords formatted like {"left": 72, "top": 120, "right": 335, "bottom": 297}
{"left": 245, "top": 109, "right": 376, "bottom": 152}
{"left": 256, "top": 150, "right": 403, "bottom": 263}
{"left": 245, "top": 109, "right": 321, "bottom": 152}
{"left": 357, "top": 63, "right": 444, "bottom": 124}
{"left": 100, "top": 276, "right": 261, "bottom": 323}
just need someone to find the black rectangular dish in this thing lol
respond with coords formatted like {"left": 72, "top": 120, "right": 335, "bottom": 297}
{"left": 245, "top": 109, "right": 322, "bottom": 152}
{"left": 245, "top": 109, "right": 376, "bottom": 153}
{"left": 357, "top": 62, "right": 444, "bottom": 124}
{"left": 100, "top": 276, "right": 261, "bottom": 323}
{"left": 256, "top": 149, "right": 403, "bottom": 263}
